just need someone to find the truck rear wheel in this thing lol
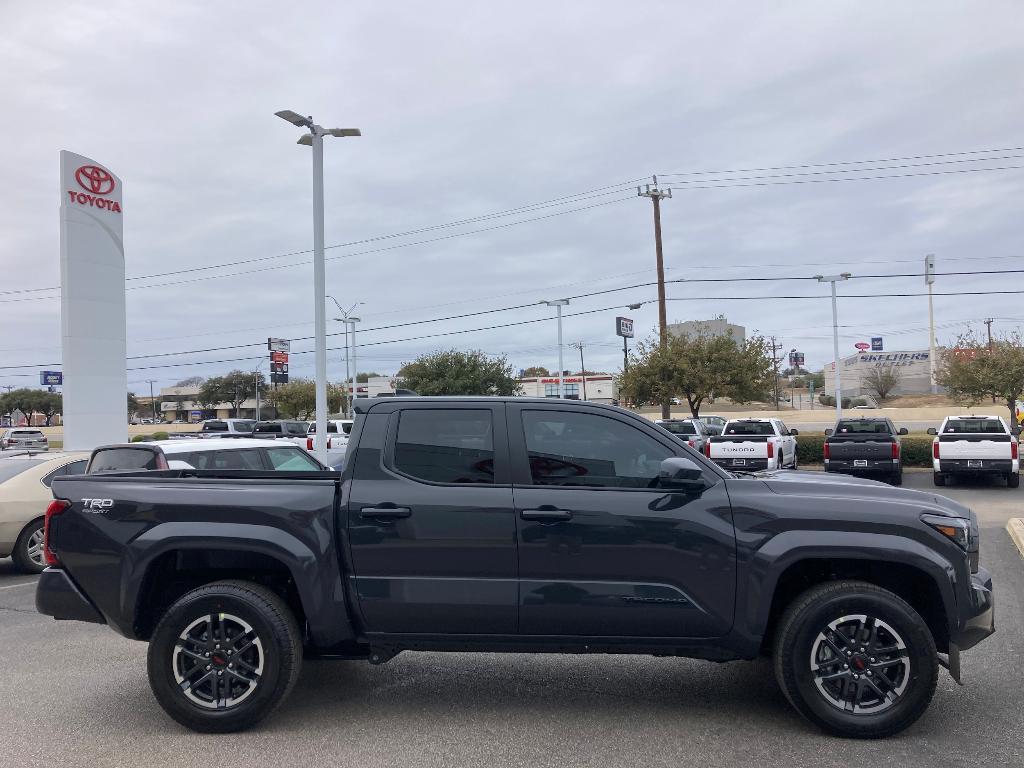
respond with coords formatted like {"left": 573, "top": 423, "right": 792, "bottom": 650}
{"left": 147, "top": 580, "right": 302, "bottom": 733}
{"left": 933, "top": 472, "right": 946, "bottom": 487}
{"left": 1007, "top": 472, "right": 1019, "bottom": 488}
{"left": 772, "top": 580, "right": 937, "bottom": 738}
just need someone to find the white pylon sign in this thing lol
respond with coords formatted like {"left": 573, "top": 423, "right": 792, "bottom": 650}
{"left": 59, "top": 150, "right": 128, "bottom": 449}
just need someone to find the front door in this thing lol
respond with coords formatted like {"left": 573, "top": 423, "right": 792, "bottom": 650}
{"left": 509, "top": 404, "right": 736, "bottom": 638}
{"left": 346, "top": 403, "right": 517, "bottom": 635}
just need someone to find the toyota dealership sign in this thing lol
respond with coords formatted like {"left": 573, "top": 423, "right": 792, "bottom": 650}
{"left": 66, "top": 163, "right": 122, "bottom": 213}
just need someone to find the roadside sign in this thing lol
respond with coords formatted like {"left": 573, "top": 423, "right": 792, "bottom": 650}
{"left": 871, "top": 337, "right": 883, "bottom": 351}
{"left": 615, "top": 317, "right": 634, "bottom": 338}
{"left": 267, "top": 337, "right": 290, "bottom": 353}
{"left": 39, "top": 370, "right": 63, "bottom": 386}
{"left": 190, "top": 410, "right": 203, "bottom": 422}
{"left": 854, "top": 342, "right": 871, "bottom": 351}
{"left": 271, "top": 351, "right": 289, "bottom": 364}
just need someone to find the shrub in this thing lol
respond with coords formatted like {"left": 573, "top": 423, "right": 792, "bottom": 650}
{"left": 131, "top": 434, "right": 153, "bottom": 442}
{"left": 152, "top": 431, "right": 169, "bottom": 441}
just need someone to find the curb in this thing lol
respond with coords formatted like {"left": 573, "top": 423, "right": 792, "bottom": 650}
{"left": 1007, "top": 518, "right": 1024, "bottom": 560}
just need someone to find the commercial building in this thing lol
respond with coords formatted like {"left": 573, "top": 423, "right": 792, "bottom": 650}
{"left": 515, "top": 374, "right": 617, "bottom": 403}
{"left": 668, "top": 318, "right": 746, "bottom": 344}
{"left": 823, "top": 350, "right": 936, "bottom": 398}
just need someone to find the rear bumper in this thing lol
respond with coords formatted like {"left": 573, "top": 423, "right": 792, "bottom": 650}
{"left": 952, "top": 566, "right": 995, "bottom": 651}
{"left": 712, "top": 457, "right": 770, "bottom": 471}
{"left": 825, "top": 459, "right": 899, "bottom": 475}
{"left": 35, "top": 568, "right": 106, "bottom": 625}
{"left": 938, "top": 459, "right": 1015, "bottom": 475}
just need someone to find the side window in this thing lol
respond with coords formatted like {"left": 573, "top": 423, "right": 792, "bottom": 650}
{"left": 778, "top": 421, "right": 789, "bottom": 435}
{"left": 392, "top": 409, "right": 495, "bottom": 484}
{"left": 185, "top": 449, "right": 264, "bottom": 470}
{"left": 42, "top": 460, "right": 87, "bottom": 488}
{"left": 266, "top": 447, "right": 323, "bottom": 471}
{"left": 522, "top": 410, "right": 672, "bottom": 488}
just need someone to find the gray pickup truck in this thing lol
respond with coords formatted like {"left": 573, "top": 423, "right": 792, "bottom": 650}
{"left": 824, "top": 418, "right": 908, "bottom": 485}
{"left": 37, "top": 397, "right": 994, "bottom": 738}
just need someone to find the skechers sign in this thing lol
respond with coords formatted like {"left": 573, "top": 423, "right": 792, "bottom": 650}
{"left": 66, "top": 164, "right": 122, "bottom": 213}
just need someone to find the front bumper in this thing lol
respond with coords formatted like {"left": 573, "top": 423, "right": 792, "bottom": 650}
{"left": 952, "top": 565, "right": 995, "bottom": 651}
{"left": 35, "top": 568, "right": 106, "bottom": 624}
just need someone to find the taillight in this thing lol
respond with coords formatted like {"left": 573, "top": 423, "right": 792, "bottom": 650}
{"left": 767, "top": 441, "right": 774, "bottom": 459}
{"left": 933, "top": 441, "right": 940, "bottom": 459}
{"left": 43, "top": 499, "right": 70, "bottom": 567}
{"left": 307, "top": 437, "right": 314, "bottom": 450}
{"left": 687, "top": 440, "right": 695, "bottom": 448}
{"left": 823, "top": 442, "right": 830, "bottom": 460}
{"left": 892, "top": 442, "right": 900, "bottom": 459}
{"left": 704, "top": 441, "right": 711, "bottom": 457}
{"left": 1012, "top": 441, "right": 1019, "bottom": 460}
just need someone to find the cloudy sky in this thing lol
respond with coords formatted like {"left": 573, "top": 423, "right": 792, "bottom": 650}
{"left": 3, "top": 1, "right": 1024, "bottom": 393}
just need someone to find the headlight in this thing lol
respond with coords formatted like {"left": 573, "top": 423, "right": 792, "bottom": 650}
{"left": 921, "top": 513, "right": 970, "bottom": 550}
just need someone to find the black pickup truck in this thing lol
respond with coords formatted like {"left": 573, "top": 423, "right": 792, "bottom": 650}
{"left": 37, "top": 398, "right": 993, "bottom": 738}
{"left": 824, "top": 417, "right": 909, "bottom": 485}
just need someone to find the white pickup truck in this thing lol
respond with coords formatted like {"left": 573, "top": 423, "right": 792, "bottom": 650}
{"left": 928, "top": 415, "right": 1019, "bottom": 488}
{"left": 704, "top": 417, "right": 799, "bottom": 471}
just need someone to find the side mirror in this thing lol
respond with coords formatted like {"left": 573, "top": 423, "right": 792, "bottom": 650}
{"left": 898, "top": 427, "right": 909, "bottom": 436}
{"left": 926, "top": 427, "right": 938, "bottom": 435}
{"left": 659, "top": 457, "right": 709, "bottom": 492}
{"left": 824, "top": 427, "right": 833, "bottom": 436}
{"left": 789, "top": 428, "right": 799, "bottom": 436}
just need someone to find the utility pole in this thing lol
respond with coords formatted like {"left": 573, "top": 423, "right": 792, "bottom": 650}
{"left": 985, "top": 318, "right": 994, "bottom": 351}
{"left": 925, "top": 254, "right": 938, "bottom": 394}
{"left": 571, "top": 342, "right": 587, "bottom": 400}
{"left": 638, "top": 176, "right": 672, "bottom": 419}
{"left": 770, "top": 336, "right": 782, "bottom": 409}
{"left": 147, "top": 379, "right": 158, "bottom": 424}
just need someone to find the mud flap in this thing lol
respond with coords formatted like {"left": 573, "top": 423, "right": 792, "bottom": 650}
{"left": 937, "top": 644, "right": 963, "bottom": 685}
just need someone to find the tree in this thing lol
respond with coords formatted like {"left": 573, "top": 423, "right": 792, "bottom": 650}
{"left": 128, "top": 392, "right": 140, "bottom": 420}
{"left": 618, "top": 331, "right": 775, "bottom": 417}
{"left": 197, "top": 370, "right": 265, "bottom": 417}
{"left": 36, "top": 391, "right": 62, "bottom": 426}
{"left": 355, "top": 372, "right": 381, "bottom": 383}
{"left": 398, "top": 350, "right": 521, "bottom": 396}
{"left": 0, "top": 389, "right": 61, "bottom": 425}
{"left": 521, "top": 366, "right": 550, "bottom": 377}
{"left": 937, "top": 329, "right": 1024, "bottom": 429}
{"left": 863, "top": 366, "right": 902, "bottom": 404}
{"left": 174, "top": 376, "right": 205, "bottom": 388}
{"left": 267, "top": 378, "right": 343, "bottom": 419}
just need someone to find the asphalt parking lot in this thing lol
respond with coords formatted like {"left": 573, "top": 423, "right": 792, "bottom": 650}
{"left": 1, "top": 472, "right": 1021, "bottom": 768}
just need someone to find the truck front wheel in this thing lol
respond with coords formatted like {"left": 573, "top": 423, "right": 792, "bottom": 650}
{"left": 147, "top": 580, "right": 302, "bottom": 733}
{"left": 773, "top": 580, "right": 937, "bottom": 738}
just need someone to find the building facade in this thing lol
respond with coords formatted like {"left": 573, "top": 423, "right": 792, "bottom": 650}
{"left": 668, "top": 318, "right": 746, "bottom": 344}
{"left": 515, "top": 374, "right": 617, "bottom": 403}
{"left": 823, "top": 350, "right": 936, "bottom": 398}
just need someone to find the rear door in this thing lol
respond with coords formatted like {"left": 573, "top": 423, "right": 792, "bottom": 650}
{"left": 509, "top": 403, "right": 736, "bottom": 638}
{"left": 346, "top": 402, "right": 517, "bottom": 635}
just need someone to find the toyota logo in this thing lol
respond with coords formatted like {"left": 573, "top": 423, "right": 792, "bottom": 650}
{"left": 75, "top": 165, "right": 115, "bottom": 195}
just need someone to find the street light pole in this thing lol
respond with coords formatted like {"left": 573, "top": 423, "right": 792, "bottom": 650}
{"left": 329, "top": 297, "right": 362, "bottom": 419}
{"left": 542, "top": 299, "right": 570, "bottom": 397}
{"left": 349, "top": 317, "right": 360, "bottom": 409}
{"left": 571, "top": 342, "right": 587, "bottom": 400}
{"left": 816, "top": 273, "right": 851, "bottom": 421}
{"left": 276, "top": 110, "right": 360, "bottom": 461}
{"left": 147, "top": 379, "right": 158, "bottom": 424}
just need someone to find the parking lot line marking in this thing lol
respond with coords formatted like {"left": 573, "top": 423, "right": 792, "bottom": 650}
{"left": 0, "top": 580, "right": 36, "bottom": 591}
{"left": 1007, "top": 518, "right": 1024, "bottom": 560}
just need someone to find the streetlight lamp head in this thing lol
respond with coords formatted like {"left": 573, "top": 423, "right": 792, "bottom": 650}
{"left": 542, "top": 299, "right": 570, "bottom": 307}
{"left": 275, "top": 110, "right": 312, "bottom": 128}
{"left": 816, "top": 273, "right": 852, "bottom": 283}
{"left": 628, "top": 303, "right": 643, "bottom": 310}
{"left": 327, "top": 128, "right": 362, "bottom": 138}
{"left": 297, "top": 134, "right": 313, "bottom": 146}
{"left": 347, "top": 317, "right": 361, "bottom": 323}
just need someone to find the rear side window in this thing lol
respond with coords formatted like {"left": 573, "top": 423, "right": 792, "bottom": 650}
{"left": 201, "top": 421, "right": 227, "bottom": 432}
{"left": 659, "top": 421, "right": 697, "bottom": 435}
{"left": 88, "top": 448, "right": 160, "bottom": 473}
{"left": 230, "top": 420, "right": 255, "bottom": 432}
{"left": 41, "top": 459, "right": 88, "bottom": 487}
{"left": 254, "top": 423, "right": 283, "bottom": 434}
{"left": 184, "top": 449, "right": 264, "bottom": 470}
{"left": 724, "top": 421, "right": 775, "bottom": 436}
{"left": 392, "top": 409, "right": 495, "bottom": 484}
{"left": 944, "top": 419, "right": 1005, "bottom": 434}
{"left": 266, "top": 447, "right": 322, "bottom": 471}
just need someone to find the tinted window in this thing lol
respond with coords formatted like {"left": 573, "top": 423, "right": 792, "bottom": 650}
{"left": 230, "top": 420, "right": 255, "bottom": 432}
{"left": 724, "top": 421, "right": 775, "bottom": 436}
{"left": 201, "top": 421, "right": 228, "bottom": 432}
{"left": 184, "top": 449, "right": 264, "bottom": 470}
{"left": 254, "top": 423, "right": 283, "bottom": 434}
{"left": 0, "top": 460, "right": 45, "bottom": 484}
{"left": 341, "top": 422, "right": 353, "bottom": 435}
{"left": 393, "top": 409, "right": 495, "bottom": 484}
{"left": 41, "top": 459, "right": 88, "bottom": 488}
{"left": 88, "top": 448, "right": 159, "bottom": 472}
{"left": 944, "top": 419, "right": 1005, "bottom": 434}
{"left": 836, "top": 420, "right": 892, "bottom": 434}
{"left": 266, "top": 447, "right": 323, "bottom": 471}
{"left": 12, "top": 430, "right": 44, "bottom": 437}
{"left": 285, "top": 422, "right": 307, "bottom": 435}
{"left": 522, "top": 410, "right": 671, "bottom": 488}
{"left": 659, "top": 421, "right": 697, "bottom": 435}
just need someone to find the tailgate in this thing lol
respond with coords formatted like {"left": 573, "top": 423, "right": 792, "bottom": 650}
{"left": 709, "top": 436, "right": 770, "bottom": 458}
{"left": 827, "top": 439, "right": 894, "bottom": 460}
{"left": 938, "top": 434, "right": 1013, "bottom": 459}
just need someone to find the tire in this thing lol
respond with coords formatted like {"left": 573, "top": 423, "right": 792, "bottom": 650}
{"left": 773, "top": 580, "right": 937, "bottom": 739}
{"left": 790, "top": 451, "right": 799, "bottom": 470}
{"left": 11, "top": 518, "right": 46, "bottom": 574}
{"left": 933, "top": 472, "right": 945, "bottom": 487}
{"left": 1007, "top": 472, "right": 1019, "bottom": 488}
{"left": 891, "top": 470, "right": 903, "bottom": 487}
{"left": 147, "top": 580, "right": 302, "bottom": 733}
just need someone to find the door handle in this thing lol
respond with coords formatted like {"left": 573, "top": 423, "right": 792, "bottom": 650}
{"left": 520, "top": 508, "right": 572, "bottom": 521}
{"left": 359, "top": 506, "right": 412, "bottom": 519}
